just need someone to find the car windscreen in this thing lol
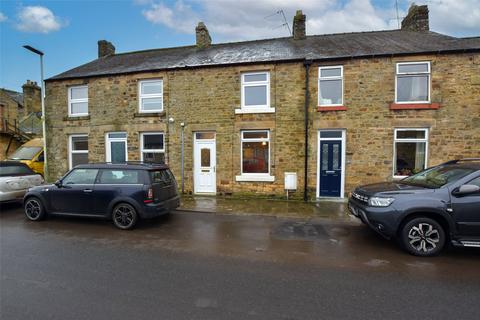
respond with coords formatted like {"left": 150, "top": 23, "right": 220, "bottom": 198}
{"left": 8, "top": 146, "right": 42, "bottom": 160}
{"left": 401, "top": 165, "right": 476, "bottom": 188}
{"left": 0, "top": 164, "right": 35, "bottom": 177}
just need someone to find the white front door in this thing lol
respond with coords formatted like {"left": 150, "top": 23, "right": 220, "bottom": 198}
{"left": 194, "top": 132, "right": 216, "bottom": 194}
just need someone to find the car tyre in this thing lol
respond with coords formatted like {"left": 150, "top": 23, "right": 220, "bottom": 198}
{"left": 112, "top": 203, "right": 138, "bottom": 230}
{"left": 24, "top": 197, "right": 46, "bottom": 221}
{"left": 401, "top": 217, "right": 445, "bottom": 257}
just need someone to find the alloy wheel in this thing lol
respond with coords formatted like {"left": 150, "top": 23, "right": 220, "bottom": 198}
{"left": 25, "top": 198, "right": 42, "bottom": 220}
{"left": 408, "top": 222, "right": 440, "bottom": 253}
{"left": 113, "top": 204, "right": 135, "bottom": 229}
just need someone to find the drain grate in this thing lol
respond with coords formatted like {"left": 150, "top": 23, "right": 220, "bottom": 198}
{"left": 272, "top": 222, "right": 329, "bottom": 241}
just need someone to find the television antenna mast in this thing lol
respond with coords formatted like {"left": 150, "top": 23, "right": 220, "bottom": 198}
{"left": 265, "top": 9, "right": 291, "bottom": 35}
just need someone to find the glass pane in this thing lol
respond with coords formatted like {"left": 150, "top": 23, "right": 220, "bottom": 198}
{"left": 63, "top": 169, "right": 98, "bottom": 185}
{"left": 244, "top": 73, "right": 267, "bottom": 82}
{"left": 71, "top": 102, "right": 88, "bottom": 114}
{"left": 110, "top": 141, "right": 126, "bottom": 163}
{"left": 395, "top": 142, "right": 426, "bottom": 176}
{"left": 143, "top": 134, "right": 164, "bottom": 150}
{"left": 99, "top": 170, "right": 140, "bottom": 184}
{"left": 143, "top": 152, "right": 165, "bottom": 164}
{"left": 71, "top": 153, "right": 88, "bottom": 167}
{"left": 72, "top": 136, "right": 88, "bottom": 151}
{"left": 320, "top": 67, "right": 341, "bottom": 77}
{"left": 0, "top": 164, "right": 34, "bottom": 176}
{"left": 9, "top": 146, "right": 42, "bottom": 160}
{"left": 396, "top": 130, "right": 426, "bottom": 140}
{"left": 397, "top": 75, "right": 429, "bottom": 102}
{"left": 319, "top": 79, "right": 342, "bottom": 105}
{"left": 242, "top": 141, "right": 269, "bottom": 174}
{"left": 244, "top": 85, "right": 267, "bottom": 106}
{"left": 333, "top": 144, "right": 339, "bottom": 170}
{"left": 150, "top": 169, "right": 173, "bottom": 185}
{"left": 201, "top": 148, "right": 210, "bottom": 167}
{"left": 398, "top": 63, "right": 429, "bottom": 73}
{"left": 70, "top": 86, "right": 87, "bottom": 100}
{"left": 108, "top": 133, "right": 127, "bottom": 139}
{"left": 469, "top": 177, "right": 480, "bottom": 187}
{"left": 243, "top": 131, "right": 268, "bottom": 139}
{"left": 195, "top": 132, "right": 215, "bottom": 140}
{"left": 141, "top": 81, "right": 162, "bottom": 95}
{"left": 320, "top": 131, "right": 342, "bottom": 138}
{"left": 141, "top": 97, "right": 163, "bottom": 111}
{"left": 322, "top": 144, "right": 328, "bottom": 170}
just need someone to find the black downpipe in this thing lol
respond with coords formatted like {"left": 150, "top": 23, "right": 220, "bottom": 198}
{"left": 303, "top": 60, "right": 312, "bottom": 202}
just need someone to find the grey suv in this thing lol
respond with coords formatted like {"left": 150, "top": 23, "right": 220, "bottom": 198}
{"left": 348, "top": 159, "right": 480, "bottom": 256}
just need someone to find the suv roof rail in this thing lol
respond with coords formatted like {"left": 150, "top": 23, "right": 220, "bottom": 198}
{"left": 442, "top": 158, "right": 480, "bottom": 165}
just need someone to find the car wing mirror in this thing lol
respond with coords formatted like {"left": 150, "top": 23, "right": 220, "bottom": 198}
{"left": 454, "top": 184, "right": 480, "bottom": 196}
{"left": 54, "top": 180, "right": 63, "bottom": 188}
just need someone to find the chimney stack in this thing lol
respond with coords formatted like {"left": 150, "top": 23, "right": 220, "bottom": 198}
{"left": 196, "top": 22, "right": 211, "bottom": 49}
{"left": 293, "top": 10, "right": 306, "bottom": 40}
{"left": 401, "top": 4, "right": 429, "bottom": 32}
{"left": 98, "top": 40, "right": 115, "bottom": 58}
{"left": 22, "top": 80, "right": 41, "bottom": 115}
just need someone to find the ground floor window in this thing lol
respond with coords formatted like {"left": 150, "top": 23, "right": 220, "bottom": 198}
{"left": 394, "top": 128, "right": 428, "bottom": 177}
{"left": 140, "top": 132, "right": 165, "bottom": 163}
{"left": 241, "top": 130, "right": 270, "bottom": 175}
{"left": 69, "top": 134, "right": 88, "bottom": 169}
{"left": 106, "top": 132, "right": 128, "bottom": 163}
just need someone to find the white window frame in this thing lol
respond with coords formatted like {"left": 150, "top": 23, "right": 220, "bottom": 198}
{"left": 236, "top": 72, "right": 274, "bottom": 114}
{"left": 393, "top": 128, "right": 429, "bottom": 179}
{"left": 68, "top": 134, "right": 88, "bottom": 169}
{"left": 138, "top": 79, "right": 164, "bottom": 113}
{"left": 140, "top": 132, "right": 165, "bottom": 162}
{"left": 105, "top": 132, "right": 128, "bottom": 163}
{"left": 68, "top": 85, "right": 88, "bottom": 117}
{"left": 318, "top": 66, "right": 344, "bottom": 107}
{"left": 395, "top": 61, "right": 431, "bottom": 104}
{"left": 235, "top": 130, "right": 274, "bottom": 182}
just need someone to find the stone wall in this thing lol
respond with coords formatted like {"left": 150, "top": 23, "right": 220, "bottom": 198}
{"left": 45, "top": 52, "right": 480, "bottom": 199}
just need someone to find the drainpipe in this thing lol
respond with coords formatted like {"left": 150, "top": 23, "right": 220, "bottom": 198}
{"left": 180, "top": 122, "right": 185, "bottom": 194}
{"left": 303, "top": 60, "right": 312, "bottom": 202}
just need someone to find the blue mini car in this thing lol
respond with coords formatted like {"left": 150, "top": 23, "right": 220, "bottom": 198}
{"left": 23, "top": 162, "right": 180, "bottom": 230}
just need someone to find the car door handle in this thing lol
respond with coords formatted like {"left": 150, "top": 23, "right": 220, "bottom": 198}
{"left": 83, "top": 189, "right": 93, "bottom": 193}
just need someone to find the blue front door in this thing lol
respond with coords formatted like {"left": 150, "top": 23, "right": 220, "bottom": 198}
{"left": 319, "top": 140, "right": 342, "bottom": 197}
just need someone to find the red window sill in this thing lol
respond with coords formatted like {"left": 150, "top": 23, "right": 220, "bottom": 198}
{"left": 389, "top": 103, "right": 440, "bottom": 110}
{"left": 317, "top": 106, "right": 347, "bottom": 112}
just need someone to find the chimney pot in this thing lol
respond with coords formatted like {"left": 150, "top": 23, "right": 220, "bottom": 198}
{"left": 196, "top": 22, "right": 212, "bottom": 49}
{"left": 293, "top": 10, "right": 306, "bottom": 40}
{"left": 98, "top": 40, "right": 115, "bottom": 58}
{"left": 401, "top": 4, "right": 429, "bottom": 32}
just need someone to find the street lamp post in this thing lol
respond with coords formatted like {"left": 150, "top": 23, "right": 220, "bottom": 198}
{"left": 23, "top": 45, "right": 48, "bottom": 181}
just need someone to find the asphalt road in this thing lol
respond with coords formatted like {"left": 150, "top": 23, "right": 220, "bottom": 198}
{"left": 1, "top": 202, "right": 480, "bottom": 320}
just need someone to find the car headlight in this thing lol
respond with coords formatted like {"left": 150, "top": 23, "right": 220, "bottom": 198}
{"left": 368, "top": 197, "right": 395, "bottom": 207}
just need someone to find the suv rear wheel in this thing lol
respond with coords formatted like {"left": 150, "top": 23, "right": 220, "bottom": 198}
{"left": 401, "top": 217, "right": 445, "bottom": 256}
{"left": 112, "top": 203, "right": 138, "bottom": 230}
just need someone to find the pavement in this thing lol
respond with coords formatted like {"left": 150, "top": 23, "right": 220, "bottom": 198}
{"left": 1, "top": 201, "right": 480, "bottom": 320}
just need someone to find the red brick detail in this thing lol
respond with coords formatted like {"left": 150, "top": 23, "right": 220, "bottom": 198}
{"left": 389, "top": 103, "right": 440, "bottom": 110}
{"left": 317, "top": 106, "right": 348, "bottom": 112}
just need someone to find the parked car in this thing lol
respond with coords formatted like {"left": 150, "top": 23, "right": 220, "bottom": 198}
{"left": 0, "top": 161, "right": 44, "bottom": 203}
{"left": 23, "top": 162, "right": 180, "bottom": 229}
{"left": 349, "top": 159, "right": 480, "bottom": 256}
{"left": 8, "top": 138, "right": 44, "bottom": 176}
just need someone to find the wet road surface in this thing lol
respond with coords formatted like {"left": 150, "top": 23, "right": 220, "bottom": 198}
{"left": 1, "top": 203, "right": 480, "bottom": 319}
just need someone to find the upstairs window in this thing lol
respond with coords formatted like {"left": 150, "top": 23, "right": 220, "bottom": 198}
{"left": 396, "top": 62, "right": 430, "bottom": 103}
{"left": 241, "top": 72, "right": 270, "bottom": 111}
{"left": 68, "top": 86, "right": 88, "bottom": 116}
{"left": 318, "top": 66, "right": 343, "bottom": 106}
{"left": 394, "top": 128, "right": 428, "bottom": 177}
{"left": 139, "top": 79, "right": 163, "bottom": 112}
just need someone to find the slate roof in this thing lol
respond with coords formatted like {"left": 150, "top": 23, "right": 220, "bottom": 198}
{"left": 48, "top": 30, "right": 480, "bottom": 81}
{"left": 1, "top": 89, "right": 24, "bottom": 106}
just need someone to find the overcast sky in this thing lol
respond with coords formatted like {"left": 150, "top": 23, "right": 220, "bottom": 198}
{"left": 1, "top": 0, "right": 479, "bottom": 91}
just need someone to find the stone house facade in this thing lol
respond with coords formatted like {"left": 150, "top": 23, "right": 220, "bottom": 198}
{"left": 45, "top": 5, "right": 480, "bottom": 200}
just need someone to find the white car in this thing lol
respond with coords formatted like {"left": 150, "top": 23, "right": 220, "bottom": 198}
{"left": 0, "top": 161, "right": 43, "bottom": 203}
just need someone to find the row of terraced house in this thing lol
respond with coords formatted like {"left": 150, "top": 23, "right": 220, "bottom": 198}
{"left": 44, "top": 5, "right": 480, "bottom": 200}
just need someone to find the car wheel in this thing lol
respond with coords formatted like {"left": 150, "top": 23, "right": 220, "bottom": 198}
{"left": 401, "top": 217, "right": 445, "bottom": 257}
{"left": 112, "top": 203, "right": 138, "bottom": 230}
{"left": 24, "top": 197, "right": 46, "bottom": 221}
